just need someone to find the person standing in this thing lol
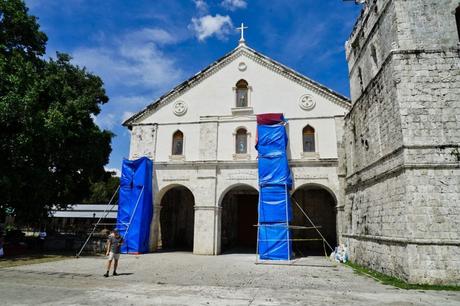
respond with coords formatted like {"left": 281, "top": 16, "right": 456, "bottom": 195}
{"left": 104, "top": 229, "right": 123, "bottom": 277}
{"left": 38, "top": 228, "right": 47, "bottom": 252}
{"left": 0, "top": 232, "right": 4, "bottom": 257}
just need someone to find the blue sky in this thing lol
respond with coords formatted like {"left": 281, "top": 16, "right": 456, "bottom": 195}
{"left": 25, "top": 0, "right": 361, "bottom": 174}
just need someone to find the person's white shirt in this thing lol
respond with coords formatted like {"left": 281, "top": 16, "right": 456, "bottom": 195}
{"left": 39, "top": 231, "right": 47, "bottom": 240}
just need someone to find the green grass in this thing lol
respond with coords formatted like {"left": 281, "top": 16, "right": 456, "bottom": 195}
{"left": 344, "top": 261, "right": 460, "bottom": 291}
{"left": 0, "top": 253, "right": 73, "bottom": 268}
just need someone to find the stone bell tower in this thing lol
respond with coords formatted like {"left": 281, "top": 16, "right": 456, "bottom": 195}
{"left": 341, "top": 0, "right": 460, "bottom": 284}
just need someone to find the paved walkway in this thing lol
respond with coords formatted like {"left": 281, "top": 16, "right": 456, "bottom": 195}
{"left": 0, "top": 252, "right": 459, "bottom": 305}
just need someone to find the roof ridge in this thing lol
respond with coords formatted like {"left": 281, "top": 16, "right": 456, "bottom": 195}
{"left": 123, "top": 44, "right": 350, "bottom": 127}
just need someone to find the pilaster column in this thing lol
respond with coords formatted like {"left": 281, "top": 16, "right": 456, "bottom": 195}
{"left": 149, "top": 203, "right": 162, "bottom": 252}
{"left": 193, "top": 205, "right": 221, "bottom": 255}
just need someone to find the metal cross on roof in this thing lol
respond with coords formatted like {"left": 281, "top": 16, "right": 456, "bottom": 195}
{"left": 237, "top": 22, "right": 248, "bottom": 44}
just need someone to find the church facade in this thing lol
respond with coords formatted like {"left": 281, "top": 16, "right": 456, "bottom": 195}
{"left": 124, "top": 41, "right": 350, "bottom": 255}
{"left": 123, "top": 0, "right": 460, "bottom": 285}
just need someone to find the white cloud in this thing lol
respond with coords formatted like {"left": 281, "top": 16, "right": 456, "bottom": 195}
{"left": 104, "top": 167, "right": 121, "bottom": 177}
{"left": 73, "top": 27, "right": 183, "bottom": 91}
{"left": 193, "top": 0, "right": 208, "bottom": 14}
{"left": 190, "top": 14, "right": 233, "bottom": 41}
{"left": 94, "top": 112, "right": 117, "bottom": 130}
{"left": 72, "top": 28, "right": 183, "bottom": 132}
{"left": 127, "top": 28, "right": 178, "bottom": 45}
{"left": 221, "top": 0, "right": 247, "bottom": 10}
{"left": 115, "top": 95, "right": 152, "bottom": 108}
{"left": 122, "top": 111, "right": 135, "bottom": 122}
{"left": 91, "top": 95, "right": 153, "bottom": 130}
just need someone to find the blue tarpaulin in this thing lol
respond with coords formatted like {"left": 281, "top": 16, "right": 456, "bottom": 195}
{"left": 257, "top": 153, "right": 292, "bottom": 188}
{"left": 258, "top": 184, "right": 293, "bottom": 223}
{"left": 117, "top": 157, "right": 153, "bottom": 254}
{"left": 258, "top": 223, "right": 291, "bottom": 260}
{"left": 256, "top": 114, "right": 293, "bottom": 260}
{"left": 256, "top": 124, "right": 292, "bottom": 188}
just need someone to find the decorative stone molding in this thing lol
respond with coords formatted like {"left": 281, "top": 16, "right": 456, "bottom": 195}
{"left": 240, "top": 49, "right": 350, "bottom": 109}
{"left": 238, "top": 62, "right": 247, "bottom": 71}
{"left": 226, "top": 173, "right": 257, "bottom": 180}
{"left": 231, "top": 106, "right": 253, "bottom": 115}
{"left": 232, "top": 127, "right": 252, "bottom": 157}
{"left": 293, "top": 174, "right": 328, "bottom": 180}
{"left": 172, "top": 100, "right": 187, "bottom": 116}
{"left": 162, "top": 176, "right": 189, "bottom": 181}
{"left": 232, "top": 153, "right": 251, "bottom": 161}
{"left": 232, "top": 85, "right": 252, "bottom": 110}
{"left": 299, "top": 94, "right": 316, "bottom": 111}
{"left": 125, "top": 46, "right": 350, "bottom": 125}
{"left": 168, "top": 154, "right": 185, "bottom": 162}
{"left": 301, "top": 152, "right": 320, "bottom": 159}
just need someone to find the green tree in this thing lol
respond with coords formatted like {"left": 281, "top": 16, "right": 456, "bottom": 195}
{"left": 0, "top": 0, "right": 113, "bottom": 222}
{"left": 83, "top": 174, "right": 120, "bottom": 204}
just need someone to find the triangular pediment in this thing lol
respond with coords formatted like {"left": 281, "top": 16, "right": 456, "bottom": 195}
{"left": 123, "top": 44, "right": 350, "bottom": 126}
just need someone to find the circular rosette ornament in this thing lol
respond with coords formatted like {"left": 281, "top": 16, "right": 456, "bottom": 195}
{"left": 173, "top": 100, "right": 187, "bottom": 116}
{"left": 299, "top": 94, "right": 316, "bottom": 111}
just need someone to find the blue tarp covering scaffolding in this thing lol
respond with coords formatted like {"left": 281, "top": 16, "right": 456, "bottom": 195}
{"left": 117, "top": 157, "right": 153, "bottom": 254}
{"left": 256, "top": 114, "right": 293, "bottom": 260}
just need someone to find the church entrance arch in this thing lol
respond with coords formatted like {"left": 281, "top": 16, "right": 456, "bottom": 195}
{"left": 220, "top": 185, "right": 258, "bottom": 253}
{"left": 159, "top": 185, "right": 195, "bottom": 251}
{"left": 291, "top": 184, "right": 337, "bottom": 256}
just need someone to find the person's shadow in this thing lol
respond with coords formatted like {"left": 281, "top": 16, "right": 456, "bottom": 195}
{"left": 113, "top": 272, "right": 134, "bottom": 276}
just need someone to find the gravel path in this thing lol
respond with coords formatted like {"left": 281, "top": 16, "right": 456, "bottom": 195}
{"left": 0, "top": 252, "right": 459, "bottom": 305}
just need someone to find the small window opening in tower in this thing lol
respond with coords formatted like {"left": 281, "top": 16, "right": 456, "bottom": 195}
{"left": 370, "top": 44, "right": 378, "bottom": 67}
{"left": 456, "top": 5, "right": 460, "bottom": 42}
{"left": 358, "top": 67, "right": 364, "bottom": 92}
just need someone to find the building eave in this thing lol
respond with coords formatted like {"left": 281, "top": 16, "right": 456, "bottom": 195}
{"left": 123, "top": 44, "right": 351, "bottom": 127}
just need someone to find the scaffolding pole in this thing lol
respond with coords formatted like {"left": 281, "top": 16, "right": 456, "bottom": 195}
{"left": 255, "top": 193, "right": 335, "bottom": 265}
{"left": 291, "top": 196, "right": 334, "bottom": 252}
{"left": 76, "top": 185, "right": 120, "bottom": 258}
{"left": 255, "top": 183, "right": 292, "bottom": 263}
{"left": 121, "top": 186, "right": 144, "bottom": 253}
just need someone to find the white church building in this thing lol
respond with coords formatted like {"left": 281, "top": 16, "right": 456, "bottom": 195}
{"left": 123, "top": 34, "right": 351, "bottom": 256}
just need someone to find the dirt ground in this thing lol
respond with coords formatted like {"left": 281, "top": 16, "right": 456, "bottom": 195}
{"left": 0, "top": 252, "right": 459, "bottom": 305}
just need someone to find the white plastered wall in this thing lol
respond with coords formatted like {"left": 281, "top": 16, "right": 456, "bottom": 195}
{"left": 133, "top": 50, "right": 348, "bottom": 162}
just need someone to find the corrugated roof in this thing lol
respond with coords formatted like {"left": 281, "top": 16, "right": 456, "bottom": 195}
{"left": 50, "top": 204, "right": 118, "bottom": 219}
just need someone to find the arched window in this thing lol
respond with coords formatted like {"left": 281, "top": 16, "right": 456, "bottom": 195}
{"left": 456, "top": 5, "right": 460, "bottom": 41}
{"left": 303, "top": 125, "right": 315, "bottom": 153}
{"left": 172, "top": 130, "right": 183, "bottom": 155}
{"left": 235, "top": 79, "right": 248, "bottom": 107}
{"left": 235, "top": 128, "right": 248, "bottom": 154}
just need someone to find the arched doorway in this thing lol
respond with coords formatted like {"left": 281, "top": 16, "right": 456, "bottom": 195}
{"left": 159, "top": 186, "right": 194, "bottom": 251}
{"left": 221, "top": 185, "right": 258, "bottom": 253}
{"left": 291, "top": 184, "right": 337, "bottom": 256}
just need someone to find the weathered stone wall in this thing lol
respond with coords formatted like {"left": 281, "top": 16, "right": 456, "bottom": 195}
{"left": 342, "top": 0, "right": 460, "bottom": 284}
{"left": 334, "top": 116, "right": 347, "bottom": 241}
{"left": 129, "top": 125, "right": 156, "bottom": 159}
{"left": 396, "top": 50, "right": 460, "bottom": 146}
{"left": 199, "top": 122, "right": 218, "bottom": 160}
{"left": 346, "top": 0, "right": 399, "bottom": 103}
{"left": 394, "top": 0, "right": 459, "bottom": 50}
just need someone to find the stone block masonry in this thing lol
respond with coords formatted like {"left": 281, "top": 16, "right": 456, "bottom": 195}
{"left": 341, "top": 0, "right": 460, "bottom": 284}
